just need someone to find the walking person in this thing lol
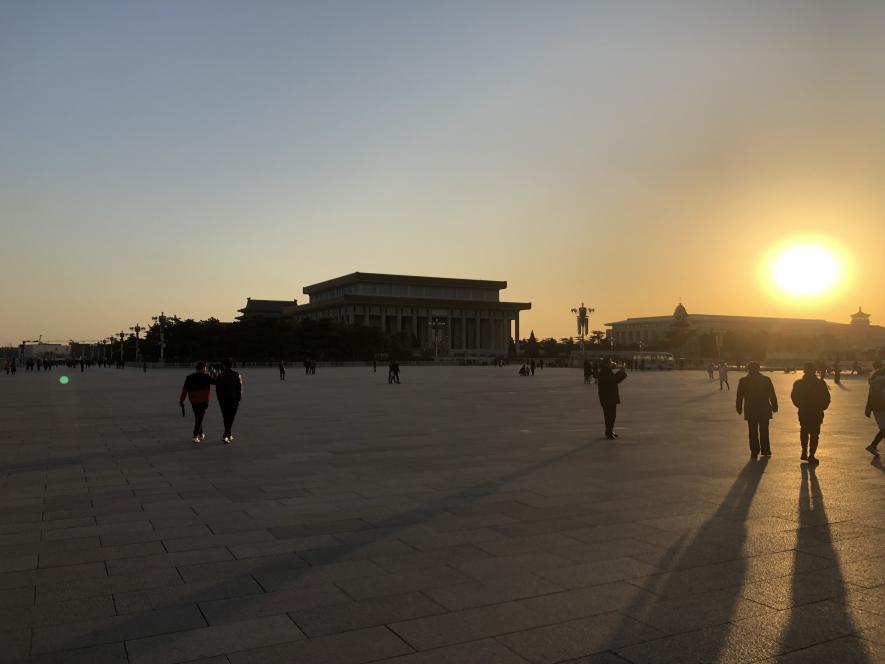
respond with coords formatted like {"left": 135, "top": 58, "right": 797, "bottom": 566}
{"left": 178, "top": 361, "right": 214, "bottom": 444}
{"left": 736, "top": 362, "right": 778, "bottom": 457}
{"left": 215, "top": 358, "right": 243, "bottom": 444}
{"left": 791, "top": 362, "right": 831, "bottom": 464}
{"left": 597, "top": 360, "right": 627, "bottom": 439}
{"left": 278, "top": 360, "right": 286, "bottom": 381}
{"left": 864, "top": 362, "right": 885, "bottom": 457}
{"left": 388, "top": 359, "right": 400, "bottom": 384}
{"left": 834, "top": 360, "right": 842, "bottom": 385}
{"left": 718, "top": 362, "right": 730, "bottom": 391}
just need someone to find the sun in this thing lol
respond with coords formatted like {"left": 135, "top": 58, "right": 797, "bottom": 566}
{"left": 771, "top": 244, "right": 840, "bottom": 297}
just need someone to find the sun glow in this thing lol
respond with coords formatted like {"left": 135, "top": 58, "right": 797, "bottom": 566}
{"left": 771, "top": 244, "right": 840, "bottom": 297}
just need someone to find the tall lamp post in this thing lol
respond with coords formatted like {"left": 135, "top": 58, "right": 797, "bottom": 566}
{"left": 570, "top": 303, "right": 594, "bottom": 362}
{"left": 151, "top": 312, "right": 178, "bottom": 366}
{"left": 118, "top": 330, "right": 127, "bottom": 364}
{"left": 129, "top": 324, "right": 143, "bottom": 362}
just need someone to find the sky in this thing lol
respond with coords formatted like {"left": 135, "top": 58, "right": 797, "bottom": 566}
{"left": 3, "top": 1, "right": 885, "bottom": 345}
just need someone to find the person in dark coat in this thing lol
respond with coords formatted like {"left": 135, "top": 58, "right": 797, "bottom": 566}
{"left": 215, "top": 358, "right": 243, "bottom": 444}
{"left": 790, "top": 362, "right": 831, "bottom": 464}
{"left": 736, "top": 362, "right": 779, "bottom": 457}
{"left": 597, "top": 360, "right": 627, "bottom": 439}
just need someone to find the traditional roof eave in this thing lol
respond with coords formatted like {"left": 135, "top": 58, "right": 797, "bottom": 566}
{"left": 303, "top": 272, "right": 508, "bottom": 295}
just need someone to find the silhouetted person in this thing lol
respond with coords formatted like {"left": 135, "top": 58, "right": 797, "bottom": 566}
{"left": 707, "top": 363, "right": 715, "bottom": 380}
{"left": 736, "top": 362, "right": 778, "bottom": 457}
{"left": 278, "top": 361, "right": 286, "bottom": 381}
{"left": 583, "top": 359, "right": 592, "bottom": 384}
{"left": 865, "top": 362, "right": 885, "bottom": 457}
{"left": 791, "top": 362, "right": 831, "bottom": 464}
{"left": 215, "top": 358, "right": 243, "bottom": 444}
{"left": 303, "top": 359, "right": 310, "bottom": 375}
{"left": 388, "top": 360, "right": 400, "bottom": 384}
{"left": 718, "top": 362, "right": 730, "bottom": 390}
{"left": 597, "top": 360, "right": 627, "bottom": 439}
{"left": 179, "top": 361, "right": 214, "bottom": 444}
{"left": 833, "top": 360, "right": 842, "bottom": 385}
{"left": 530, "top": 359, "right": 536, "bottom": 376}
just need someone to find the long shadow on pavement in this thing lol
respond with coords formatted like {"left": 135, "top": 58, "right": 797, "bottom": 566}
{"left": 600, "top": 458, "right": 775, "bottom": 662}
{"left": 776, "top": 464, "right": 871, "bottom": 661}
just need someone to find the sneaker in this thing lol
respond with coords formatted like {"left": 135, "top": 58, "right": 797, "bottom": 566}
{"left": 222, "top": 436, "right": 230, "bottom": 444}
{"left": 198, "top": 433, "right": 205, "bottom": 442}
{"left": 866, "top": 444, "right": 880, "bottom": 457}
{"left": 761, "top": 452, "right": 772, "bottom": 457}
{"left": 800, "top": 451, "right": 808, "bottom": 460}
{"left": 808, "top": 456, "right": 819, "bottom": 464}
{"left": 193, "top": 436, "right": 200, "bottom": 444}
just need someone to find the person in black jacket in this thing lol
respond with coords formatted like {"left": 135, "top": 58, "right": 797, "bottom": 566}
{"left": 790, "top": 362, "right": 831, "bottom": 464}
{"left": 736, "top": 362, "right": 778, "bottom": 457}
{"left": 597, "top": 360, "right": 627, "bottom": 439}
{"left": 215, "top": 358, "right": 243, "bottom": 444}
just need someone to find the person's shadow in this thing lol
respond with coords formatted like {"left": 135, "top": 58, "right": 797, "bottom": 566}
{"left": 871, "top": 457, "right": 885, "bottom": 474}
{"left": 779, "top": 464, "right": 871, "bottom": 660}
{"left": 604, "top": 458, "right": 770, "bottom": 659}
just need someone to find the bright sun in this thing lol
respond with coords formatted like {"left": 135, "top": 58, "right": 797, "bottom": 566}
{"left": 772, "top": 244, "right": 840, "bottom": 297}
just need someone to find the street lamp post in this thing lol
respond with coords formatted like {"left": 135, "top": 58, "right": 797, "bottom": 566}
{"left": 129, "top": 324, "right": 143, "bottom": 362}
{"left": 570, "top": 303, "right": 594, "bottom": 362}
{"left": 118, "top": 330, "right": 126, "bottom": 364}
{"left": 151, "top": 312, "right": 178, "bottom": 366}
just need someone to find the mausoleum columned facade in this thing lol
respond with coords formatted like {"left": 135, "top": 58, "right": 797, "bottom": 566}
{"left": 274, "top": 272, "right": 530, "bottom": 357}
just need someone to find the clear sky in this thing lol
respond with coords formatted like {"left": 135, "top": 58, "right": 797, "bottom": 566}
{"left": 3, "top": 1, "right": 885, "bottom": 345}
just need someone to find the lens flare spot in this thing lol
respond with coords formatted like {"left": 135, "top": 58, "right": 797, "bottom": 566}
{"left": 59, "top": 375, "right": 69, "bottom": 385}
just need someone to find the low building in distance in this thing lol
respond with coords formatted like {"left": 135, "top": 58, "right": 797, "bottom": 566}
{"left": 281, "top": 272, "right": 531, "bottom": 358}
{"left": 606, "top": 304, "right": 885, "bottom": 358}
{"left": 236, "top": 298, "right": 298, "bottom": 321}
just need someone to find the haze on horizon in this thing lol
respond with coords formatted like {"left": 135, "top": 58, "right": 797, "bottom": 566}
{"left": 3, "top": 1, "right": 885, "bottom": 345}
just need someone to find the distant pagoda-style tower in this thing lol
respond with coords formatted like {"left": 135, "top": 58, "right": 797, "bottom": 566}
{"left": 851, "top": 306, "right": 871, "bottom": 327}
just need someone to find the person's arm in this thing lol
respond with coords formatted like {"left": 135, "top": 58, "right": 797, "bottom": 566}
{"left": 822, "top": 383, "right": 831, "bottom": 411}
{"left": 237, "top": 374, "right": 244, "bottom": 400}
{"left": 615, "top": 369, "right": 627, "bottom": 384}
{"left": 790, "top": 383, "right": 800, "bottom": 409}
{"left": 179, "top": 382, "right": 188, "bottom": 404}
{"left": 769, "top": 379, "right": 779, "bottom": 413}
{"left": 735, "top": 381, "right": 743, "bottom": 415}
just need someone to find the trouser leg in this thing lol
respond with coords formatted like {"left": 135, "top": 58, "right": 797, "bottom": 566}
{"left": 759, "top": 420, "right": 771, "bottom": 455}
{"left": 748, "top": 421, "right": 760, "bottom": 455}
{"left": 602, "top": 404, "right": 616, "bottom": 435}
{"left": 192, "top": 403, "right": 207, "bottom": 437}
{"left": 800, "top": 428, "right": 808, "bottom": 453}
{"left": 872, "top": 430, "right": 885, "bottom": 448}
{"left": 219, "top": 400, "right": 238, "bottom": 437}
{"left": 809, "top": 433, "right": 819, "bottom": 457}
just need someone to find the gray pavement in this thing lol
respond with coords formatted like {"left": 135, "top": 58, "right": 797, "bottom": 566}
{"left": 0, "top": 365, "right": 884, "bottom": 663}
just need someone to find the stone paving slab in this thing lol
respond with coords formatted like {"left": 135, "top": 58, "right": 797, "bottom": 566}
{"left": 1, "top": 366, "right": 885, "bottom": 662}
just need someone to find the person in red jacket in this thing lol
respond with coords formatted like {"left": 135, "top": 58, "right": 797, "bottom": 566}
{"left": 179, "top": 361, "right": 215, "bottom": 443}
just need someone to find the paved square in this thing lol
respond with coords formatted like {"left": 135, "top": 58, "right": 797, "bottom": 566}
{"left": 1, "top": 366, "right": 884, "bottom": 663}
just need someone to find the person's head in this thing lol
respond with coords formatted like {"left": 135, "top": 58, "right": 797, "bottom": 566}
{"left": 747, "top": 361, "right": 761, "bottom": 374}
{"left": 222, "top": 358, "right": 233, "bottom": 369}
{"left": 195, "top": 361, "right": 206, "bottom": 372}
{"left": 803, "top": 362, "right": 816, "bottom": 376}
